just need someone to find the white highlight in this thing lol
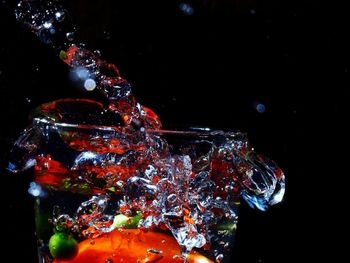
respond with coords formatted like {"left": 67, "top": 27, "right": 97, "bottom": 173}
{"left": 75, "top": 151, "right": 97, "bottom": 163}
{"left": 28, "top": 182, "right": 43, "bottom": 197}
{"left": 195, "top": 257, "right": 212, "bottom": 263}
{"left": 84, "top": 78, "right": 96, "bottom": 91}
{"left": 43, "top": 22, "right": 52, "bottom": 29}
{"left": 269, "top": 187, "right": 285, "bottom": 205}
{"left": 55, "top": 12, "right": 63, "bottom": 19}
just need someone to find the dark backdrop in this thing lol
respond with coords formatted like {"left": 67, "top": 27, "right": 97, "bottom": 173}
{"left": 0, "top": 0, "right": 347, "bottom": 262}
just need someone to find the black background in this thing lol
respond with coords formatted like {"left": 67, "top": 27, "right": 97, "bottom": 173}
{"left": 0, "top": 0, "right": 347, "bottom": 262}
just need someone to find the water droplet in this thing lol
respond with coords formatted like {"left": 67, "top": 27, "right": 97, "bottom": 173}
{"left": 90, "top": 239, "right": 95, "bottom": 245}
{"left": 225, "top": 184, "right": 234, "bottom": 192}
{"left": 179, "top": 3, "right": 194, "bottom": 15}
{"left": 103, "top": 30, "right": 111, "bottom": 40}
{"left": 167, "top": 194, "right": 177, "bottom": 203}
{"left": 145, "top": 165, "right": 156, "bottom": 178}
{"left": 105, "top": 259, "right": 113, "bottom": 263}
{"left": 43, "top": 21, "right": 52, "bottom": 29}
{"left": 55, "top": 11, "right": 65, "bottom": 22}
{"left": 93, "top": 50, "right": 102, "bottom": 57}
{"left": 28, "top": 181, "right": 43, "bottom": 197}
{"left": 84, "top": 78, "right": 96, "bottom": 91}
{"left": 76, "top": 195, "right": 109, "bottom": 225}
{"left": 71, "top": 225, "right": 79, "bottom": 232}
{"left": 43, "top": 162, "right": 49, "bottom": 169}
{"left": 256, "top": 103, "right": 266, "bottom": 113}
{"left": 215, "top": 254, "right": 223, "bottom": 262}
{"left": 66, "top": 32, "right": 75, "bottom": 42}
{"left": 147, "top": 249, "right": 163, "bottom": 254}
{"left": 142, "top": 248, "right": 164, "bottom": 262}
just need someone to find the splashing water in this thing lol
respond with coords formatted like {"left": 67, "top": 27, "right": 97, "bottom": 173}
{"left": 15, "top": 0, "right": 74, "bottom": 47}
{"left": 15, "top": 0, "right": 161, "bottom": 130}
{"left": 10, "top": 1, "right": 285, "bottom": 262}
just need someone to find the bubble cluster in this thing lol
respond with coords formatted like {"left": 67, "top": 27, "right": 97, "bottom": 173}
{"left": 15, "top": 0, "right": 74, "bottom": 48}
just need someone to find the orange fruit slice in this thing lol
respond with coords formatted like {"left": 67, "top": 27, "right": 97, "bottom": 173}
{"left": 54, "top": 229, "right": 212, "bottom": 263}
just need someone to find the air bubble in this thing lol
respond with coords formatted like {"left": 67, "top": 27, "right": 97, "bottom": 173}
{"left": 84, "top": 78, "right": 96, "bottom": 91}
{"left": 66, "top": 32, "right": 75, "bottom": 42}
{"left": 55, "top": 11, "right": 65, "bottom": 22}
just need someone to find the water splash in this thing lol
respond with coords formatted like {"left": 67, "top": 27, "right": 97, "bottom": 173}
{"left": 15, "top": 0, "right": 75, "bottom": 48}
{"left": 10, "top": 1, "right": 286, "bottom": 261}
{"left": 12, "top": 106, "right": 284, "bottom": 258}
{"left": 15, "top": 0, "right": 162, "bottom": 130}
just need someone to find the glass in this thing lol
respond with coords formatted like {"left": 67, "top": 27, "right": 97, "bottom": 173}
{"left": 9, "top": 99, "right": 284, "bottom": 263}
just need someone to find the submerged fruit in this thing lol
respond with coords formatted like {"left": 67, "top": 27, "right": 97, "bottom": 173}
{"left": 53, "top": 229, "right": 212, "bottom": 263}
{"left": 49, "top": 232, "right": 78, "bottom": 260}
{"left": 112, "top": 211, "right": 142, "bottom": 229}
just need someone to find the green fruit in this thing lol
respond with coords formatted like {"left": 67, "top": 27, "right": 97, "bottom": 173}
{"left": 112, "top": 212, "right": 142, "bottom": 229}
{"left": 59, "top": 50, "right": 68, "bottom": 60}
{"left": 49, "top": 232, "right": 78, "bottom": 260}
{"left": 112, "top": 214, "right": 130, "bottom": 228}
{"left": 216, "top": 222, "right": 237, "bottom": 233}
{"left": 128, "top": 211, "right": 142, "bottom": 228}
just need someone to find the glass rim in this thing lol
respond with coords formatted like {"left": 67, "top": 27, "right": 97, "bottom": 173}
{"left": 33, "top": 117, "right": 247, "bottom": 140}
